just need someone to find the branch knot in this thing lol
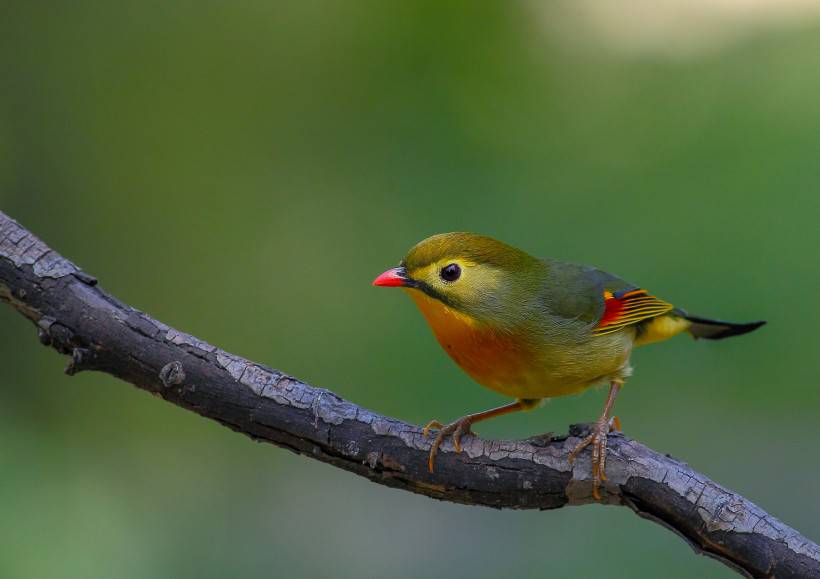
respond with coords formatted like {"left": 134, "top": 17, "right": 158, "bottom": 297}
{"left": 159, "top": 361, "right": 186, "bottom": 387}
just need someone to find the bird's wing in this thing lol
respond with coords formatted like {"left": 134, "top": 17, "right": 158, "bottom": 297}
{"left": 540, "top": 259, "right": 674, "bottom": 334}
{"left": 591, "top": 288, "right": 675, "bottom": 336}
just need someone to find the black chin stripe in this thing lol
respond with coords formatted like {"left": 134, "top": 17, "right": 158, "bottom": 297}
{"left": 415, "top": 280, "right": 457, "bottom": 308}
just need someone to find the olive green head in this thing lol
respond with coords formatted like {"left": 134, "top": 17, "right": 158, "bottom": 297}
{"left": 374, "top": 232, "right": 544, "bottom": 326}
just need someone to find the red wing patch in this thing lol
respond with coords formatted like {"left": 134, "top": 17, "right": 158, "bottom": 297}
{"left": 593, "top": 289, "right": 674, "bottom": 336}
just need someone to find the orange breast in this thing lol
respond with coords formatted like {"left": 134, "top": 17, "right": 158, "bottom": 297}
{"left": 406, "top": 290, "right": 535, "bottom": 394}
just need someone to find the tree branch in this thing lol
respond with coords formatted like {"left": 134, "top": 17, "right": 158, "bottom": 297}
{"left": 0, "top": 210, "right": 817, "bottom": 578}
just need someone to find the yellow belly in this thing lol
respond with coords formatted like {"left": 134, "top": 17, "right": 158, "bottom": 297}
{"left": 407, "top": 290, "right": 634, "bottom": 400}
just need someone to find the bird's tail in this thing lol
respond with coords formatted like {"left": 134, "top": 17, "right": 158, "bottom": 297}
{"left": 681, "top": 312, "right": 766, "bottom": 340}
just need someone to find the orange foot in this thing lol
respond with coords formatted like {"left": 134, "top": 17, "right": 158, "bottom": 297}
{"left": 568, "top": 416, "right": 621, "bottom": 501}
{"left": 422, "top": 416, "right": 474, "bottom": 473}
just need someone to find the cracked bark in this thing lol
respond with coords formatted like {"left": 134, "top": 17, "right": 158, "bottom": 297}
{"left": 0, "top": 210, "right": 817, "bottom": 579}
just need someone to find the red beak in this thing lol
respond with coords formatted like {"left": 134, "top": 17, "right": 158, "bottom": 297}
{"left": 372, "top": 267, "right": 410, "bottom": 287}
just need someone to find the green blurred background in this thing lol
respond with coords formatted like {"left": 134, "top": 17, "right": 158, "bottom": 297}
{"left": 1, "top": 2, "right": 819, "bottom": 578}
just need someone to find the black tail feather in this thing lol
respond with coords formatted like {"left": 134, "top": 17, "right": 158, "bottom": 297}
{"left": 684, "top": 314, "right": 766, "bottom": 340}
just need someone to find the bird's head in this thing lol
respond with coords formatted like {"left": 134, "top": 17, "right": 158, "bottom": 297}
{"left": 372, "top": 232, "right": 543, "bottom": 327}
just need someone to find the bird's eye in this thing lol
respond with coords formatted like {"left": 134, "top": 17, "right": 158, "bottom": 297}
{"left": 439, "top": 263, "right": 461, "bottom": 282}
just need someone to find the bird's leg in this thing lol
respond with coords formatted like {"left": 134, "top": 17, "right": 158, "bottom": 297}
{"left": 568, "top": 381, "right": 622, "bottom": 501}
{"left": 423, "top": 399, "right": 534, "bottom": 473}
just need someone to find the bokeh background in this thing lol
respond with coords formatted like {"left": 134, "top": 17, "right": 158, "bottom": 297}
{"left": 2, "top": 2, "right": 819, "bottom": 578}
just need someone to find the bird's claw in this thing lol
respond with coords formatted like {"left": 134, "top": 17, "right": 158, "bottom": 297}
{"left": 568, "top": 416, "right": 620, "bottom": 501}
{"left": 422, "top": 416, "right": 474, "bottom": 473}
{"left": 422, "top": 420, "right": 444, "bottom": 438}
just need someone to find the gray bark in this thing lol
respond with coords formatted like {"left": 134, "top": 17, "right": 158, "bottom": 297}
{"left": 0, "top": 209, "right": 817, "bottom": 578}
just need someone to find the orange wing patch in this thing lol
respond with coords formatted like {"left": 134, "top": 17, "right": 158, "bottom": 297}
{"left": 593, "top": 289, "right": 674, "bottom": 336}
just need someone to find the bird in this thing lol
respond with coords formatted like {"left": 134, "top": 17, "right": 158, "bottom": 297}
{"left": 372, "top": 232, "right": 765, "bottom": 500}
